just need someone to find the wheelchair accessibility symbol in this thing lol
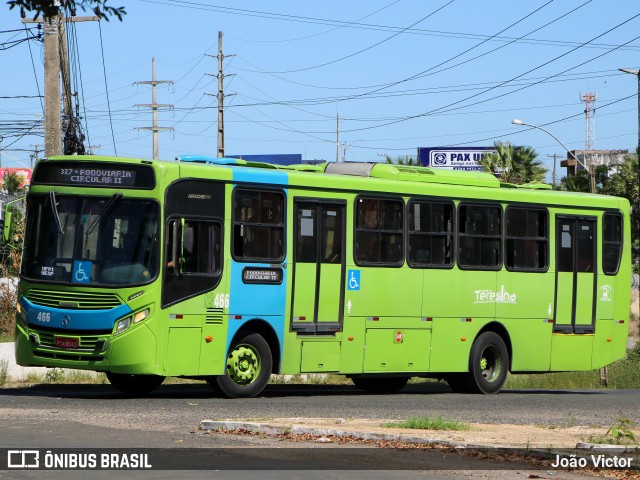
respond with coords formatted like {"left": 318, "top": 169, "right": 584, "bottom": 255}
{"left": 72, "top": 261, "right": 92, "bottom": 283}
{"left": 347, "top": 270, "right": 360, "bottom": 290}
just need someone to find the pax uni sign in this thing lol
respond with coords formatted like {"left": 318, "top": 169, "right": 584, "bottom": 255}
{"left": 417, "top": 147, "right": 496, "bottom": 171}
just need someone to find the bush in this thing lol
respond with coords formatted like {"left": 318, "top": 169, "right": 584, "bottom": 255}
{"left": 0, "top": 277, "right": 16, "bottom": 341}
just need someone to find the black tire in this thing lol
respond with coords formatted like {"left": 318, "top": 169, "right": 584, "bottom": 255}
{"left": 212, "top": 332, "right": 272, "bottom": 398}
{"left": 467, "top": 331, "right": 509, "bottom": 394}
{"left": 106, "top": 372, "right": 165, "bottom": 395}
{"left": 351, "top": 376, "right": 409, "bottom": 393}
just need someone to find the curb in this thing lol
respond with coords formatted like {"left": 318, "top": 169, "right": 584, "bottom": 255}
{"left": 200, "top": 420, "right": 465, "bottom": 448}
{"left": 200, "top": 420, "right": 640, "bottom": 456}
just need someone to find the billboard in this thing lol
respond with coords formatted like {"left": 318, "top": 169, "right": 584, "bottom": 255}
{"left": 417, "top": 147, "right": 495, "bottom": 171}
{"left": 0, "top": 168, "right": 32, "bottom": 188}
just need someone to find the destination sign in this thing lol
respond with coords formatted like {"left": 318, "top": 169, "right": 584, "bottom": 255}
{"left": 32, "top": 162, "right": 155, "bottom": 189}
{"left": 242, "top": 267, "right": 283, "bottom": 285}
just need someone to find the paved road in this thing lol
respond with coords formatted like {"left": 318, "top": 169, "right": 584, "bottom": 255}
{"left": 1, "top": 382, "right": 638, "bottom": 427}
{"left": 2, "top": 382, "right": 625, "bottom": 479}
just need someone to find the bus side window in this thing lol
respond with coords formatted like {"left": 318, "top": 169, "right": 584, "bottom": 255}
{"left": 233, "top": 189, "right": 285, "bottom": 262}
{"left": 354, "top": 196, "right": 403, "bottom": 266}
{"left": 602, "top": 212, "right": 622, "bottom": 275}
{"left": 458, "top": 204, "right": 501, "bottom": 270}
{"left": 505, "top": 207, "right": 548, "bottom": 272}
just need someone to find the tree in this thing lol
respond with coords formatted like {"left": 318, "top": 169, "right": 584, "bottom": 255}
{"left": 2, "top": 171, "right": 25, "bottom": 195}
{"left": 599, "top": 150, "right": 639, "bottom": 242}
{"left": 560, "top": 164, "right": 609, "bottom": 193}
{"left": 480, "top": 141, "right": 547, "bottom": 184}
{"left": 7, "top": 0, "right": 125, "bottom": 20}
{"left": 384, "top": 154, "right": 420, "bottom": 166}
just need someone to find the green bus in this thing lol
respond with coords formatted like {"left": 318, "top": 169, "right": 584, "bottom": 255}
{"left": 12, "top": 155, "right": 631, "bottom": 397}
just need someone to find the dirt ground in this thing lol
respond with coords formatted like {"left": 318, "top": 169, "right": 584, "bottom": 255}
{"left": 221, "top": 417, "right": 640, "bottom": 450}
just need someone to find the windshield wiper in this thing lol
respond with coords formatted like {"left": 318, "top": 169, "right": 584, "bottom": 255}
{"left": 85, "top": 193, "right": 123, "bottom": 236}
{"left": 49, "top": 190, "right": 64, "bottom": 235}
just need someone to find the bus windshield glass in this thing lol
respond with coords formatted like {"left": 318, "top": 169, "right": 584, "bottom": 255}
{"left": 22, "top": 194, "right": 160, "bottom": 286}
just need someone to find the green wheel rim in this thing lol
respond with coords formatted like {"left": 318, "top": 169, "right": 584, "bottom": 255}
{"left": 226, "top": 344, "right": 261, "bottom": 386}
{"left": 479, "top": 345, "right": 501, "bottom": 383}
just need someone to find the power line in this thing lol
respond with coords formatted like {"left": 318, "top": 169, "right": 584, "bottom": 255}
{"left": 335, "top": 13, "right": 640, "bottom": 134}
{"left": 261, "top": 0, "right": 455, "bottom": 74}
{"left": 98, "top": 21, "right": 117, "bottom": 155}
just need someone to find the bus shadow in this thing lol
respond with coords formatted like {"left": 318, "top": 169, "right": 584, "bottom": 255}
{"left": 2, "top": 381, "right": 453, "bottom": 399}
{"left": 1, "top": 382, "right": 607, "bottom": 399}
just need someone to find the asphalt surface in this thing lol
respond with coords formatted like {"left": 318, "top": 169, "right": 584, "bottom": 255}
{"left": 3, "top": 382, "right": 638, "bottom": 478}
{"left": 1, "top": 381, "right": 639, "bottom": 427}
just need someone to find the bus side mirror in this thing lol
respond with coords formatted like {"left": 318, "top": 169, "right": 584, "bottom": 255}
{"left": 3, "top": 211, "right": 12, "bottom": 242}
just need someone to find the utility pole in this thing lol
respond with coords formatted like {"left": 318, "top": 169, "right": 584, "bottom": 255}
{"left": 135, "top": 58, "right": 174, "bottom": 160}
{"left": 30, "top": 144, "right": 43, "bottom": 168}
{"left": 580, "top": 92, "right": 597, "bottom": 194}
{"left": 206, "top": 31, "right": 235, "bottom": 158}
{"left": 336, "top": 113, "right": 340, "bottom": 163}
{"left": 547, "top": 153, "right": 560, "bottom": 189}
{"left": 23, "top": 12, "right": 98, "bottom": 157}
{"left": 217, "top": 31, "right": 225, "bottom": 158}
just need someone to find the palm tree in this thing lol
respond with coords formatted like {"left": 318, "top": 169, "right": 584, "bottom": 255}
{"left": 480, "top": 141, "right": 547, "bottom": 184}
{"left": 384, "top": 154, "right": 420, "bottom": 166}
{"left": 2, "top": 171, "right": 24, "bottom": 195}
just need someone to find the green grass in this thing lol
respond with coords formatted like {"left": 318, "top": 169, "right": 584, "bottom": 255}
{"left": 505, "top": 342, "right": 640, "bottom": 390}
{"left": 382, "top": 415, "right": 470, "bottom": 431}
{"left": 586, "top": 416, "right": 637, "bottom": 445}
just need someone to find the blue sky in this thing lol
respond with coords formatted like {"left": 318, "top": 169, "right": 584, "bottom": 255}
{"left": 1, "top": 0, "right": 639, "bottom": 178}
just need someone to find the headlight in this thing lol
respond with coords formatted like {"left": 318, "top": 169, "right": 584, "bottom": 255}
{"left": 115, "top": 317, "right": 132, "bottom": 336}
{"left": 114, "top": 307, "right": 151, "bottom": 336}
{"left": 16, "top": 303, "right": 27, "bottom": 327}
{"left": 134, "top": 308, "right": 150, "bottom": 323}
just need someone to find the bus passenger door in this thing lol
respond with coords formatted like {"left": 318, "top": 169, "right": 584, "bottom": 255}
{"left": 291, "top": 200, "right": 345, "bottom": 334}
{"left": 554, "top": 216, "right": 596, "bottom": 334}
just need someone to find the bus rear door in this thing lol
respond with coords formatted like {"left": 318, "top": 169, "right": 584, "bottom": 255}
{"left": 554, "top": 216, "right": 596, "bottom": 334}
{"left": 291, "top": 199, "right": 346, "bottom": 334}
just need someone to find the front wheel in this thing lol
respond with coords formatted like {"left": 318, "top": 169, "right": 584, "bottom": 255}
{"left": 467, "top": 332, "right": 509, "bottom": 394}
{"left": 106, "top": 372, "right": 165, "bottom": 395}
{"left": 209, "top": 332, "right": 272, "bottom": 398}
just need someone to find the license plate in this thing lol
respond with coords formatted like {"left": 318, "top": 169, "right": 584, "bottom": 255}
{"left": 55, "top": 337, "right": 78, "bottom": 349}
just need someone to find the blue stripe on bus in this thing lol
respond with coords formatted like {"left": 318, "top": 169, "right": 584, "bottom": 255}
{"left": 22, "top": 297, "right": 132, "bottom": 331}
{"left": 227, "top": 260, "right": 287, "bottom": 357}
{"left": 230, "top": 167, "right": 289, "bottom": 185}
{"left": 226, "top": 166, "right": 289, "bottom": 359}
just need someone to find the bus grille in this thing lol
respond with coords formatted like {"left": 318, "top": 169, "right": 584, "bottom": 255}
{"left": 35, "top": 330, "right": 109, "bottom": 351}
{"left": 26, "top": 289, "right": 122, "bottom": 310}
{"left": 205, "top": 308, "right": 224, "bottom": 325}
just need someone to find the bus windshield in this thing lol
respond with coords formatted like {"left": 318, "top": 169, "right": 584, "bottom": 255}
{"left": 22, "top": 194, "right": 160, "bottom": 286}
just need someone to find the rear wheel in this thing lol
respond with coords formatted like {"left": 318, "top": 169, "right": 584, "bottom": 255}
{"left": 209, "top": 332, "right": 272, "bottom": 398}
{"left": 351, "top": 376, "right": 409, "bottom": 393}
{"left": 445, "top": 332, "right": 509, "bottom": 394}
{"left": 467, "top": 332, "right": 509, "bottom": 394}
{"left": 106, "top": 372, "right": 165, "bottom": 395}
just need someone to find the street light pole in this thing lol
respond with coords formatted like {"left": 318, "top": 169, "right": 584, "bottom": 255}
{"left": 618, "top": 68, "right": 640, "bottom": 283}
{"left": 512, "top": 119, "right": 595, "bottom": 193}
{"left": 618, "top": 68, "right": 640, "bottom": 152}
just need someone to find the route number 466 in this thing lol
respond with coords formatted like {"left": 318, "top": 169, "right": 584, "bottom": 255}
{"left": 205, "top": 293, "right": 230, "bottom": 309}
{"left": 36, "top": 311, "right": 51, "bottom": 323}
